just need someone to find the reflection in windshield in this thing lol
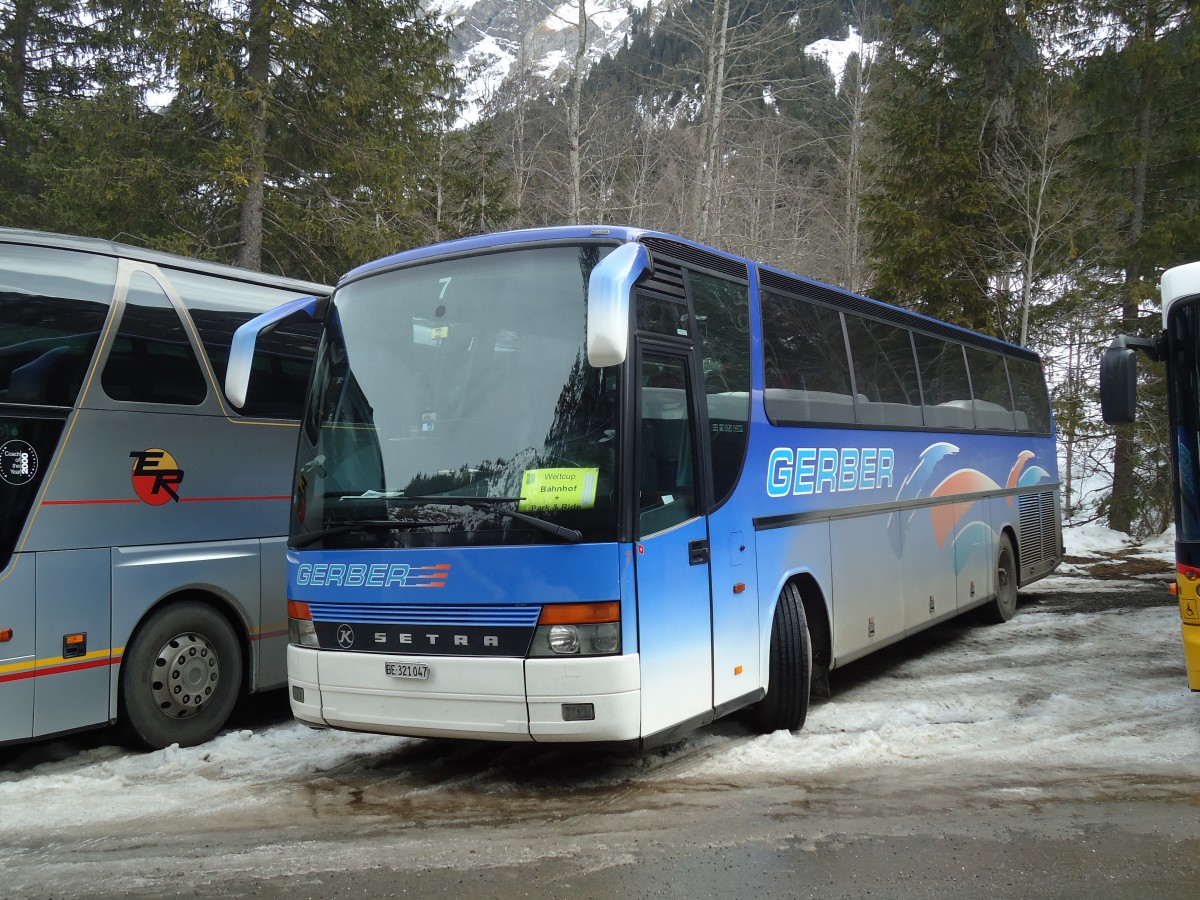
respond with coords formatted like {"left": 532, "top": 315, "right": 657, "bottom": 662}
{"left": 294, "top": 244, "right": 620, "bottom": 547}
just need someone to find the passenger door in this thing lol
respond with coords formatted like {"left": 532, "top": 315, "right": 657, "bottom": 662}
{"left": 634, "top": 348, "right": 714, "bottom": 738}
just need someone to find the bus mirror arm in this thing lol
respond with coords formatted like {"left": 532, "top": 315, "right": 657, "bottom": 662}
{"left": 587, "top": 242, "right": 651, "bottom": 368}
{"left": 225, "top": 294, "right": 322, "bottom": 409}
{"left": 1099, "top": 332, "right": 1165, "bottom": 425}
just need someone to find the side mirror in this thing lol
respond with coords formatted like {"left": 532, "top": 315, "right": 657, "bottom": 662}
{"left": 225, "top": 294, "right": 322, "bottom": 409}
{"left": 1099, "top": 341, "right": 1138, "bottom": 425}
{"left": 1099, "top": 334, "right": 1162, "bottom": 425}
{"left": 587, "top": 242, "right": 650, "bottom": 367}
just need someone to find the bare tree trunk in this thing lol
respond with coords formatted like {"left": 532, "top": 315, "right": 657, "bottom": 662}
{"left": 568, "top": 0, "right": 587, "bottom": 224}
{"left": 1109, "top": 0, "right": 1158, "bottom": 535}
{"left": 843, "top": 49, "right": 869, "bottom": 293}
{"left": 694, "top": 0, "right": 730, "bottom": 241}
{"left": 236, "top": 0, "right": 271, "bottom": 271}
{"left": 511, "top": 0, "right": 531, "bottom": 219}
{"left": 2, "top": 0, "right": 31, "bottom": 120}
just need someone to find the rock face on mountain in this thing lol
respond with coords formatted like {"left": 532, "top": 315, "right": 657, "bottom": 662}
{"left": 433, "top": 0, "right": 655, "bottom": 94}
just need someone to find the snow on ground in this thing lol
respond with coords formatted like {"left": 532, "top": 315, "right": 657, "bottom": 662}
{"left": 1, "top": 525, "right": 1194, "bottom": 838}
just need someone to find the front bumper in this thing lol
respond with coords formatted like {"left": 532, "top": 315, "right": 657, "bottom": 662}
{"left": 288, "top": 645, "right": 642, "bottom": 742}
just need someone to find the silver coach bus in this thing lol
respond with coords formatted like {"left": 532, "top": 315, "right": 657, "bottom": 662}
{"left": 0, "top": 228, "right": 328, "bottom": 749}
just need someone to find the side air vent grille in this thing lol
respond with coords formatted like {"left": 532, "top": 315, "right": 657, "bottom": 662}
{"left": 641, "top": 257, "right": 686, "bottom": 301}
{"left": 1018, "top": 490, "right": 1060, "bottom": 568}
{"left": 639, "top": 236, "right": 748, "bottom": 282}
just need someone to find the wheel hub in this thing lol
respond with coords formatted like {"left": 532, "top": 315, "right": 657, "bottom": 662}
{"left": 150, "top": 632, "right": 220, "bottom": 719}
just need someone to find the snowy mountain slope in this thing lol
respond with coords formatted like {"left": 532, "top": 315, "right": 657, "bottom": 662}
{"left": 430, "top": 0, "right": 873, "bottom": 120}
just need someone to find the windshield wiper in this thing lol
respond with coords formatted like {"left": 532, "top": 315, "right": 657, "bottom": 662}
{"left": 394, "top": 495, "right": 584, "bottom": 544}
{"left": 290, "top": 518, "right": 454, "bottom": 549}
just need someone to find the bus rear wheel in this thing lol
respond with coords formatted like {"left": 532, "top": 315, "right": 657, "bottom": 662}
{"left": 118, "top": 601, "right": 243, "bottom": 750}
{"left": 980, "top": 533, "right": 1019, "bottom": 624}
{"left": 753, "top": 583, "right": 812, "bottom": 733}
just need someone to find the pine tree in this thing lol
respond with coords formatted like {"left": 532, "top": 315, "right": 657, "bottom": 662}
{"left": 1071, "top": 0, "right": 1200, "bottom": 534}
{"left": 157, "top": 0, "right": 463, "bottom": 278}
{"left": 863, "top": 0, "right": 1043, "bottom": 333}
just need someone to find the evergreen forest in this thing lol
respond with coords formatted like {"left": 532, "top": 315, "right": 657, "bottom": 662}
{"left": 1, "top": 0, "right": 1198, "bottom": 536}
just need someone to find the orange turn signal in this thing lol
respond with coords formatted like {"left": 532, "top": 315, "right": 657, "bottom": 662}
{"left": 0, "top": 627, "right": 12, "bottom": 642}
{"left": 287, "top": 600, "right": 312, "bottom": 620}
{"left": 538, "top": 601, "right": 620, "bottom": 625}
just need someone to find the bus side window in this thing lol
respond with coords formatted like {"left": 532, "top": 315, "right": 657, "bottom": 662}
{"left": 913, "top": 333, "right": 973, "bottom": 429}
{"left": 639, "top": 356, "right": 699, "bottom": 537}
{"left": 0, "top": 243, "right": 115, "bottom": 408}
{"left": 102, "top": 272, "right": 207, "bottom": 406}
{"left": 689, "top": 271, "right": 750, "bottom": 507}
{"left": 172, "top": 270, "right": 323, "bottom": 420}
{"left": 760, "top": 289, "right": 855, "bottom": 425}
{"left": 1007, "top": 357, "right": 1052, "bottom": 434}
{"left": 844, "top": 315, "right": 922, "bottom": 427}
{"left": 964, "top": 346, "right": 1016, "bottom": 431}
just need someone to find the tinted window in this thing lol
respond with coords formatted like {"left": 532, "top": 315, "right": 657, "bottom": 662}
{"left": 761, "top": 290, "right": 854, "bottom": 424}
{"left": 1007, "top": 358, "right": 1052, "bottom": 434}
{"left": 1171, "top": 301, "right": 1200, "bottom": 540}
{"left": 965, "top": 346, "right": 1015, "bottom": 430}
{"left": 913, "top": 333, "right": 973, "bottom": 428}
{"left": 637, "top": 293, "right": 689, "bottom": 338}
{"left": 844, "top": 316, "right": 922, "bottom": 426}
{"left": 170, "top": 269, "right": 322, "bottom": 419}
{"left": 691, "top": 271, "right": 750, "bottom": 506}
{"left": 102, "top": 271, "right": 207, "bottom": 405}
{"left": 0, "top": 244, "right": 116, "bottom": 407}
{"left": 639, "top": 353, "right": 699, "bottom": 536}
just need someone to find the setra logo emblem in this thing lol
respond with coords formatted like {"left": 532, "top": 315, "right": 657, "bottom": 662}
{"left": 336, "top": 624, "right": 355, "bottom": 649}
{"left": 130, "top": 449, "right": 184, "bottom": 505}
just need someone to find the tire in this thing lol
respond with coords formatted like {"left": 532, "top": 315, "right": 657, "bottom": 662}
{"left": 980, "top": 533, "right": 1019, "bottom": 624}
{"left": 118, "top": 601, "right": 243, "bottom": 750}
{"left": 753, "top": 582, "right": 812, "bottom": 733}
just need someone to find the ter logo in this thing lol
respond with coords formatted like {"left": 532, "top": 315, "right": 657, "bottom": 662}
{"left": 130, "top": 449, "right": 184, "bottom": 505}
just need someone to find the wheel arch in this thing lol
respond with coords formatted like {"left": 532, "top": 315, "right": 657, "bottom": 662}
{"left": 1001, "top": 523, "right": 1021, "bottom": 588}
{"left": 787, "top": 572, "right": 831, "bottom": 685}
{"left": 122, "top": 587, "right": 254, "bottom": 698}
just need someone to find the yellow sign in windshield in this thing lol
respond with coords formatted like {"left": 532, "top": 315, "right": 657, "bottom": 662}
{"left": 519, "top": 468, "right": 598, "bottom": 512}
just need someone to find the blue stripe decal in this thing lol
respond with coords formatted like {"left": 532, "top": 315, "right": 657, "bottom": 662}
{"left": 306, "top": 602, "right": 541, "bottom": 627}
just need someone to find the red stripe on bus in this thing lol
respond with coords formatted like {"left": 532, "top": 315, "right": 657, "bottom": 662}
{"left": 0, "top": 655, "right": 120, "bottom": 683}
{"left": 180, "top": 496, "right": 291, "bottom": 503}
{"left": 41, "top": 499, "right": 141, "bottom": 506}
{"left": 43, "top": 496, "right": 289, "bottom": 506}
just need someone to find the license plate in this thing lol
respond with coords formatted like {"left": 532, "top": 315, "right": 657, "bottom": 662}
{"left": 385, "top": 661, "right": 430, "bottom": 680}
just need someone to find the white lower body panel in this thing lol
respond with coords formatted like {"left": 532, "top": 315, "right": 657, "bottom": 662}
{"left": 288, "top": 645, "right": 641, "bottom": 743}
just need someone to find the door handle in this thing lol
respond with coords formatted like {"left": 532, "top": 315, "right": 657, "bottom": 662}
{"left": 688, "top": 539, "right": 709, "bottom": 565}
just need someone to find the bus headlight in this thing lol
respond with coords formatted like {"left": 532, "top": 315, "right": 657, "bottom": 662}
{"left": 548, "top": 625, "right": 580, "bottom": 654}
{"left": 288, "top": 600, "right": 319, "bottom": 648}
{"left": 528, "top": 601, "right": 621, "bottom": 657}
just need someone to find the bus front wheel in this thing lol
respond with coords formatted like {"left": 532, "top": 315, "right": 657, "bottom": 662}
{"left": 118, "top": 601, "right": 243, "bottom": 750}
{"left": 753, "top": 583, "right": 812, "bottom": 733}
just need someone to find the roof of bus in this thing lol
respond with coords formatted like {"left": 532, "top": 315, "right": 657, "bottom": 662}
{"left": 0, "top": 226, "right": 330, "bottom": 295}
{"left": 340, "top": 225, "right": 1036, "bottom": 360}
{"left": 341, "top": 225, "right": 649, "bottom": 282}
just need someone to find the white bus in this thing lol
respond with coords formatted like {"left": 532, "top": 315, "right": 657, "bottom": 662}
{"left": 0, "top": 228, "right": 328, "bottom": 749}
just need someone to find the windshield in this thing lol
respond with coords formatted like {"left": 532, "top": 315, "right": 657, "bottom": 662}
{"left": 293, "top": 243, "right": 621, "bottom": 548}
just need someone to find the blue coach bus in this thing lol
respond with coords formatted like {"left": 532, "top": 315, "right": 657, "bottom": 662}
{"left": 228, "top": 227, "right": 1062, "bottom": 747}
